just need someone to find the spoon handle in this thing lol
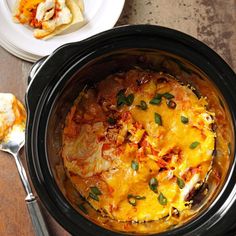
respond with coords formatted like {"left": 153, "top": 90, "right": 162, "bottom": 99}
{"left": 26, "top": 198, "right": 50, "bottom": 236}
{"left": 13, "top": 152, "right": 33, "bottom": 196}
{"left": 13, "top": 152, "right": 50, "bottom": 236}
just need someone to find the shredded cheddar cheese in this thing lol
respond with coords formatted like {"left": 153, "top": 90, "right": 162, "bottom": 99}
{"left": 62, "top": 70, "right": 215, "bottom": 223}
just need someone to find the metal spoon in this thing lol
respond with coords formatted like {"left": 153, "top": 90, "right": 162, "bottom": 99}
{"left": 0, "top": 102, "right": 50, "bottom": 236}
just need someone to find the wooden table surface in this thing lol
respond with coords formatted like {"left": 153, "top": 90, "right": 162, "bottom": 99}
{"left": 0, "top": 0, "right": 235, "bottom": 235}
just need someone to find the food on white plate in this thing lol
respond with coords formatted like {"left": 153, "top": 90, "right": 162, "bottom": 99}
{"left": 62, "top": 69, "right": 217, "bottom": 223}
{"left": 13, "top": 0, "right": 84, "bottom": 39}
{"left": 0, "top": 93, "right": 26, "bottom": 141}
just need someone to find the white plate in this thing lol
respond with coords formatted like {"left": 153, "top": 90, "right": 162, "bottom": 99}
{"left": 0, "top": 37, "right": 36, "bottom": 62}
{"left": 0, "top": 0, "right": 125, "bottom": 60}
{"left": 0, "top": 34, "right": 40, "bottom": 62}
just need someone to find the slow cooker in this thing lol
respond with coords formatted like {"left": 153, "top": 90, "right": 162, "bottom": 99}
{"left": 25, "top": 25, "right": 236, "bottom": 236}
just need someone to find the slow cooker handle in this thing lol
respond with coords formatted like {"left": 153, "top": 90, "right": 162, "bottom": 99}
{"left": 28, "top": 57, "right": 47, "bottom": 85}
{"left": 25, "top": 42, "right": 87, "bottom": 116}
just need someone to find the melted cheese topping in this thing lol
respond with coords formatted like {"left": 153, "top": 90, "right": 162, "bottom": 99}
{"left": 62, "top": 70, "right": 215, "bottom": 223}
{"left": 0, "top": 93, "right": 26, "bottom": 141}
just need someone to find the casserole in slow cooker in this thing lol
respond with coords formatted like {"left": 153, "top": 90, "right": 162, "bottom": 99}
{"left": 25, "top": 25, "right": 236, "bottom": 236}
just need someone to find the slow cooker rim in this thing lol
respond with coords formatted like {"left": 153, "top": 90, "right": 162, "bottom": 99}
{"left": 25, "top": 24, "right": 236, "bottom": 236}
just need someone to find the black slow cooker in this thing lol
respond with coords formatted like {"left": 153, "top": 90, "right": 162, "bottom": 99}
{"left": 25, "top": 25, "right": 236, "bottom": 236}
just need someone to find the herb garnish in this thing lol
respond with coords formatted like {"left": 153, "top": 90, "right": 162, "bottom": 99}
{"left": 189, "top": 141, "right": 200, "bottom": 149}
{"left": 177, "top": 177, "right": 185, "bottom": 189}
{"left": 131, "top": 160, "right": 139, "bottom": 171}
{"left": 90, "top": 186, "right": 102, "bottom": 196}
{"left": 149, "top": 177, "right": 158, "bottom": 193}
{"left": 181, "top": 116, "right": 189, "bottom": 124}
{"left": 149, "top": 97, "right": 162, "bottom": 105}
{"left": 137, "top": 100, "right": 148, "bottom": 110}
{"left": 107, "top": 117, "right": 116, "bottom": 125}
{"left": 127, "top": 194, "right": 146, "bottom": 206}
{"left": 89, "top": 192, "right": 99, "bottom": 201}
{"left": 116, "top": 89, "right": 134, "bottom": 107}
{"left": 158, "top": 192, "right": 167, "bottom": 205}
{"left": 78, "top": 204, "right": 88, "bottom": 214}
{"left": 162, "top": 92, "right": 175, "bottom": 99}
{"left": 154, "top": 112, "right": 162, "bottom": 125}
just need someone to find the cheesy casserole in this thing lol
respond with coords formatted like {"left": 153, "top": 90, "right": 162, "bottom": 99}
{"left": 0, "top": 93, "right": 26, "bottom": 141}
{"left": 62, "top": 69, "right": 215, "bottom": 222}
{"left": 13, "top": 0, "right": 84, "bottom": 39}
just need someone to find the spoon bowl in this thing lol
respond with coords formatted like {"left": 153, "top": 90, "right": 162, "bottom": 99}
{"left": 0, "top": 124, "right": 25, "bottom": 154}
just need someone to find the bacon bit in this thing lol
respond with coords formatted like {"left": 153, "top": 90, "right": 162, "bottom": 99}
{"left": 151, "top": 148, "right": 158, "bottom": 156}
{"left": 133, "top": 121, "right": 143, "bottom": 129}
{"left": 140, "top": 137, "right": 149, "bottom": 148}
{"left": 121, "top": 111, "right": 132, "bottom": 123}
{"left": 108, "top": 186, "right": 114, "bottom": 197}
{"left": 116, "top": 146, "right": 124, "bottom": 155}
{"left": 156, "top": 158, "right": 168, "bottom": 168}
{"left": 102, "top": 143, "right": 111, "bottom": 151}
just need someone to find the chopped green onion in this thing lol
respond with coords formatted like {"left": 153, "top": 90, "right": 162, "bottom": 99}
{"left": 90, "top": 186, "right": 102, "bottom": 196}
{"left": 149, "top": 97, "right": 162, "bottom": 105}
{"left": 127, "top": 194, "right": 145, "bottom": 206}
{"left": 107, "top": 117, "right": 116, "bottom": 125}
{"left": 158, "top": 192, "right": 167, "bottom": 205}
{"left": 128, "top": 194, "right": 146, "bottom": 200}
{"left": 89, "top": 192, "right": 99, "bottom": 201}
{"left": 78, "top": 204, "right": 88, "bottom": 214}
{"left": 149, "top": 177, "right": 158, "bottom": 193}
{"left": 128, "top": 197, "right": 136, "bottom": 206}
{"left": 131, "top": 160, "right": 139, "bottom": 171}
{"left": 117, "top": 89, "right": 126, "bottom": 96}
{"left": 190, "top": 141, "right": 200, "bottom": 149}
{"left": 155, "top": 93, "right": 163, "bottom": 99}
{"left": 181, "top": 116, "right": 189, "bottom": 124}
{"left": 177, "top": 177, "right": 185, "bottom": 189}
{"left": 116, "top": 90, "right": 134, "bottom": 107}
{"left": 135, "top": 195, "right": 146, "bottom": 200}
{"left": 167, "top": 100, "right": 176, "bottom": 109}
{"left": 117, "top": 90, "right": 127, "bottom": 107}
{"left": 154, "top": 112, "right": 162, "bottom": 125}
{"left": 162, "top": 92, "right": 174, "bottom": 99}
{"left": 137, "top": 100, "right": 148, "bottom": 110}
{"left": 126, "top": 94, "right": 134, "bottom": 106}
